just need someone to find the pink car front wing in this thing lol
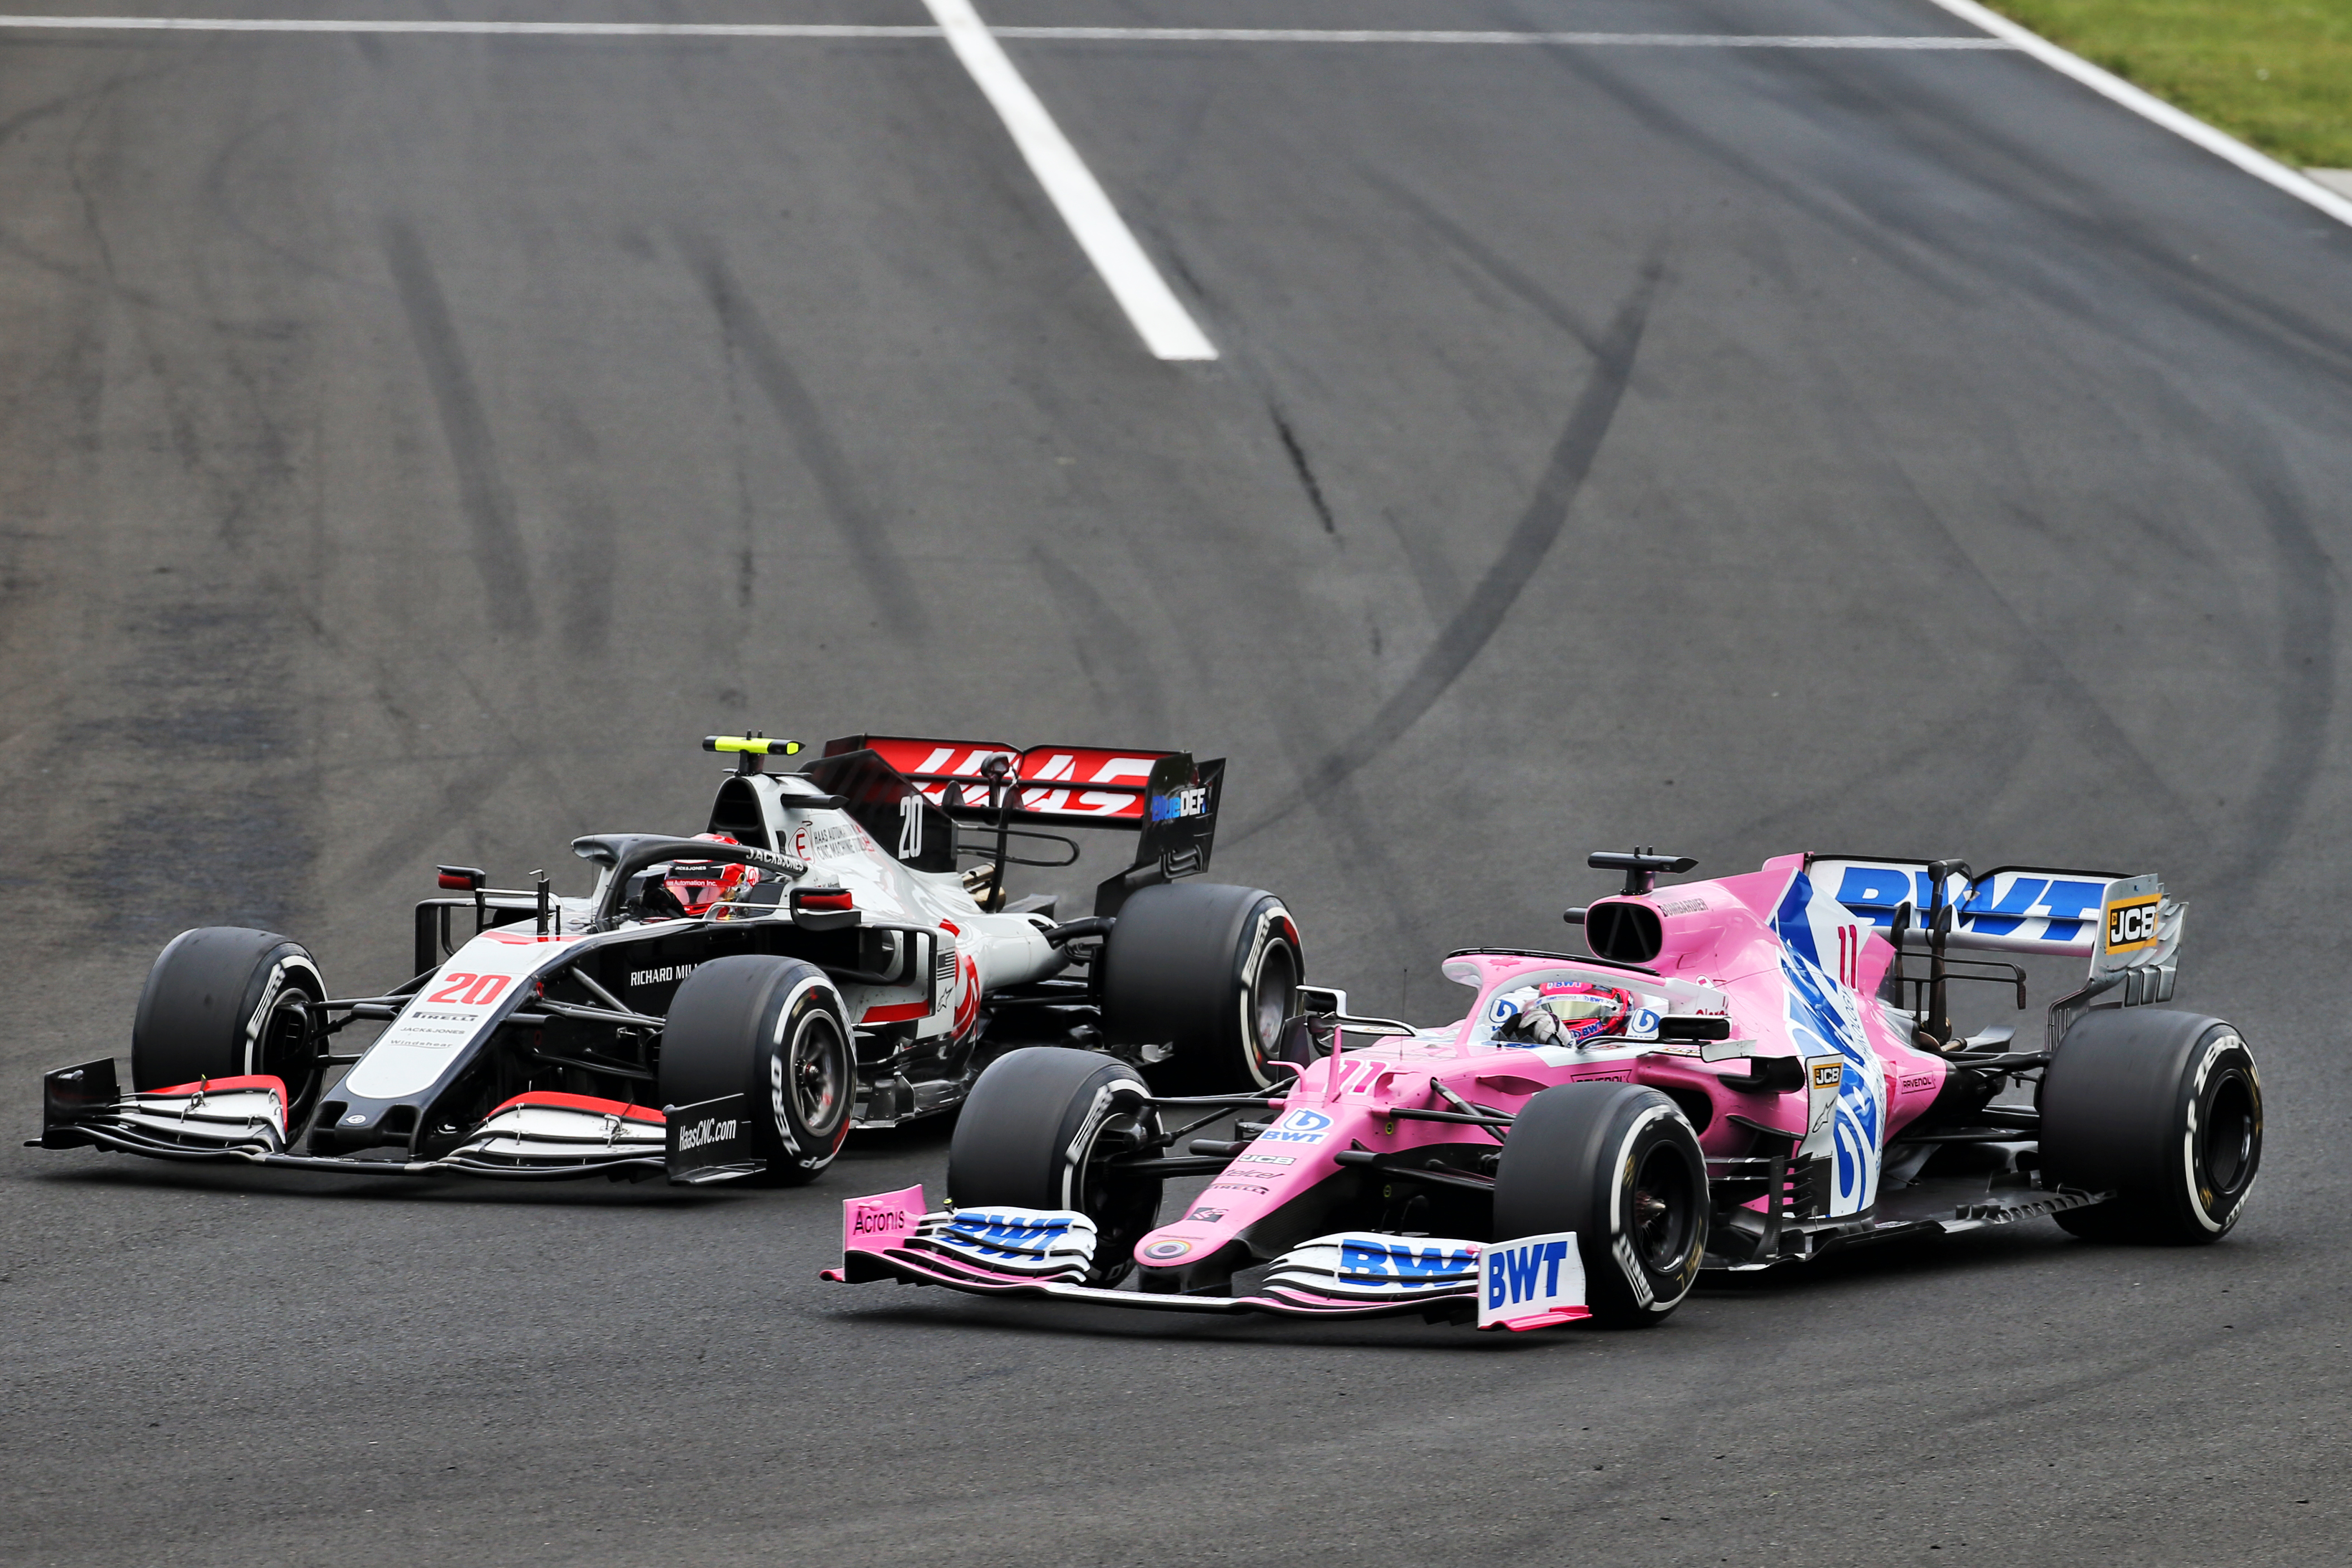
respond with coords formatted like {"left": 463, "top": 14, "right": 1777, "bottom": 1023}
{"left": 822, "top": 1185, "right": 1592, "bottom": 1331}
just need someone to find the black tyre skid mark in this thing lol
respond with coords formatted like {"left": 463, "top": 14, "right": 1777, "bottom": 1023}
{"left": 382, "top": 216, "right": 539, "bottom": 636}
{"left": 676, "top": 230, "right": 924, "bottom": 630}
{"left": 1233, "top": 255, "right": 1664, "bottom": 842}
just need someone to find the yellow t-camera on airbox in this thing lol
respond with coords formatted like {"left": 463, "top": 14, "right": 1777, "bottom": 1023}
{"left": 704, "top": 734, "right": 802, "bottom": 774}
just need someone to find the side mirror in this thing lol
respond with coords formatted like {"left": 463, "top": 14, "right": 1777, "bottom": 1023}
{"left": 1293, "top": 984, "right": 1348, "bottom": 1016}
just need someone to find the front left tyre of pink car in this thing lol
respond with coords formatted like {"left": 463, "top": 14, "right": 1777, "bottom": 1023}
{"left": 1493, "top": 1083, "right": 1709, "bottom": 1329}
{"left": 946, "top": 1046, "right": 1165, "bottom": 1287}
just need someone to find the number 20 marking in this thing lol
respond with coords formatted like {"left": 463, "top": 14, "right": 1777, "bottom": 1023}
{"left": 427, "top": 972, "right": 513, "bottom": 1006}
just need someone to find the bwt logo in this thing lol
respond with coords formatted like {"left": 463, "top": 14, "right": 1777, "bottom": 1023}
{"left": 677, "top": 1118, "right": 739, "bottom": 1153}
{"left": 949, "top": 1215, "right": 1071, "bottom": 1255}
{"left": 1486, "top": 1239, "right": 1574, "bottom": 1310}
{"left": 1257, "top": 1109, "right": 1332, "bottom": 1145}
{"left": 1338, "top": 1239, "right": 1475, "bottom": 1282}
{"left": 849, "top": 1204, "right": 909, "bottom": 1236}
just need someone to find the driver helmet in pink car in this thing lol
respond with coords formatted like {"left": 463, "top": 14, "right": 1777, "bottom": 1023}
{"left": 1495, "top": 979, "right": 1634, "bottom": 1046}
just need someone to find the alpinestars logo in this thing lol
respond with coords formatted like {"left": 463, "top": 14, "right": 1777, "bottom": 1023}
{"left": 677, "top": 1117, "right": 740, "bottom": 1153}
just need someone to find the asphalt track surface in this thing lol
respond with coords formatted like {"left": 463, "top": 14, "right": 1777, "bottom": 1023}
{"left": 4, "top": 2, "right": 2350, "bottom": 1563}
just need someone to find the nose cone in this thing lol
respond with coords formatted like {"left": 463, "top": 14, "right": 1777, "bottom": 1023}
{"left": 1133, "top": 1233, "right": 1251, "bottom": 1294}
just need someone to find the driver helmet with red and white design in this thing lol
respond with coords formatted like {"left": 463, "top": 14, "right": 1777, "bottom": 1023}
{"left": 663, "top": 833, "right": 759, "bottom": 916}
{"left": 1493, "top": 979, "right": 1634, "bottom": 1047}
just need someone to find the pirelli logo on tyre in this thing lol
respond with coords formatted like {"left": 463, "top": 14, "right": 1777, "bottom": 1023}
{"left": 2106, "top": 893, "right": 2161, "bottom": 955}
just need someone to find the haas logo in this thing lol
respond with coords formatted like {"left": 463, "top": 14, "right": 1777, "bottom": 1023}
{"left": 951, "top": 951, "right": 982, "bottom": 1040}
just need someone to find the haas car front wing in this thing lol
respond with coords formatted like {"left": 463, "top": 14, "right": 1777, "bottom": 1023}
{"left": 34, "top": 1058, "right": 758, "bottom": 1185}
{"left": 820, "top": 1186, "right": 1592, "bottom": 1332}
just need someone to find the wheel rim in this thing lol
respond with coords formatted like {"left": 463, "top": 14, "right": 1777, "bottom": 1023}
{"left": 1631, "top": 1142, "right": 1697, "bottom": 1273}
{"left": 1247, "top": 940, "right": 1299, "bottom": 1071}
{"left": 791, "top": 1012, "right": 850, "bottom": 1134}
{"left": 2200, "top": 1069, "right": 2258, "bottom": 1199}
{"left": 252, "top": 986, "right": 322, "bottom": 1124}
{"left": 1073, "top": 1099, "right": 1162, "bottom": 1285}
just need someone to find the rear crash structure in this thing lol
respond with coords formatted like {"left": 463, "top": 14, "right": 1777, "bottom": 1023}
{"left": 34, "top": 732, "right": 1305, "bottom": 1187}
{"left": 826, "top": 848, "right": 2261, "bottom": 1332}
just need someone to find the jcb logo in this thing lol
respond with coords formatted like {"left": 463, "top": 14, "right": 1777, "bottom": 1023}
{"left": 1810, "top": 1061, "right": 1843, "bottom": 1091}
{"left": 2107, "top": 895, "right": 2160, "bottom": 953}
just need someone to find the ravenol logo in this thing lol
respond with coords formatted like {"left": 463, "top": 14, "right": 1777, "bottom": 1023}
{"left": 1258, "top": 1109, "right": 1333, "bottom": 1145}
{"left": 2106, "top": 894, "right": 2161, "bottom": 954}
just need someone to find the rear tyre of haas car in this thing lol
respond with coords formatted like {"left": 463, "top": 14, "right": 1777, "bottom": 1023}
{"left": 947, "top": 1046, "right": 1164, "bottom": 1287}
{"left": 132, "top": 927, "right": 328, "bottom": 1129}
{"left": 1493, "top": 1083, "right": 1708, "bottom": 1329}
{"left": 2041, "top": 1009, "right": 2262, "bottom": 1244}
{"left": 1098, "top": 882, "right": 1302, "bottom": 1094}
{"left": 660, "top": 956, "right": 854, "bottom": 1185}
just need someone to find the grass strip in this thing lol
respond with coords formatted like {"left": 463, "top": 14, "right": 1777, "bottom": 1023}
{"left": 1984, "top": 1, "right": 2352, "bottom": 167}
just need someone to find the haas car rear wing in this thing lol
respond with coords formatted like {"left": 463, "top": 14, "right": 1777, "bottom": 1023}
{"left": 815, "top": 736, "right": 1221, "bottom": 916}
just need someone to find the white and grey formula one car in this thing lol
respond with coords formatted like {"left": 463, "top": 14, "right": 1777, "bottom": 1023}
{"left": 34, "top": 733, "right": 1304, "bottom": 1187}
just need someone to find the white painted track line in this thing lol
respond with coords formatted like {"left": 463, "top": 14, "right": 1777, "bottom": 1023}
{"left": 993, "top": 29, "right": 2008, "bottom": 49}
{"left": 0, "top": 16, "right": 2005, "bottom": 49}
{"left": 1925, "top": 0, "right": 2352, "bottom": 230}
{"left": 0, "top": 16, "right": 935, "bottom": 34}
{"left": 921, "top": 0, "right": 1217, "bottom": 362}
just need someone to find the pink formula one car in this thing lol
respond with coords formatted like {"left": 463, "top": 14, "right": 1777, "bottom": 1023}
{"left": 826, "top": 849, "right": 2260, "bottom": 1331}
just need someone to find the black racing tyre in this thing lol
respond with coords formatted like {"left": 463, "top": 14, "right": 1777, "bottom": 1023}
{"left": 660, "top": 956, "right": 854, "bottom": 1185}
{"left": 1098, "top": 882, "right": 1302, "bottom": 1094}
{"left": 132, "top": 927, "right": 328, "bottom": 1128}
{"left": 1493, "top": 1083, "right": 1708, "bottom": 1329}
{"left": 946, "top": 1046, "right": 1163, "bottom": 1287}
{"left": 2041, "top": 1009, "right": 2262, "bottom": 1245}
